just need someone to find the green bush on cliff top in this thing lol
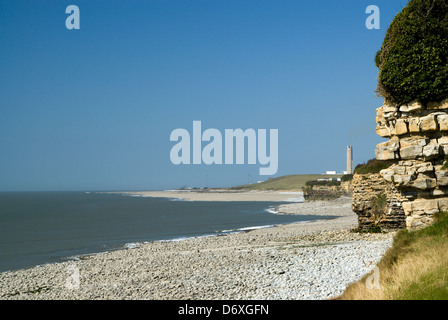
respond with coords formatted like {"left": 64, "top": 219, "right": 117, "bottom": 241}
{"left": 376, "top": 0, "right": 448, "bottom": 105}
{"left": 354, "top": 159, "right": 394, "bottom": 174}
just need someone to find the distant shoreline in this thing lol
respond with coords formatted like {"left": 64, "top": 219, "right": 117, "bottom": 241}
{"left": 106, "top": 189, "right": 305, "bottom": 202}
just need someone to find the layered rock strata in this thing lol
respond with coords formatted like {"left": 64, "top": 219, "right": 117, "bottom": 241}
{"left": 303, "top": 184, "right": 348, "bottom": 201}
{"left": 354, "top": 99, "right": 448, "bottom": 229}
{"left": 352, "top": 173, "right": 406, "bottom": 231}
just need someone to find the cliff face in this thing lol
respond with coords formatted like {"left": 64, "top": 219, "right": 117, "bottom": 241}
{"left": 302, "top": 183, "right": 349, "bottom": 201}
{"left": 353, "top": 99, "right": 448, "bottom": 230}
{"left": 352, "top": 173, "right": 406, "bottom": 231}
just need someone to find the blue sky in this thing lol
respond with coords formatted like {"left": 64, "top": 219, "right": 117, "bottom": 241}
{"left": 0, "top": 0, "right": 410, "bottom": 191}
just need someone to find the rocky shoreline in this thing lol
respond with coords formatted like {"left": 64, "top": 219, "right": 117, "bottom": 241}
{"left": 0, "top": 196, "right": 394, "bottom": 300}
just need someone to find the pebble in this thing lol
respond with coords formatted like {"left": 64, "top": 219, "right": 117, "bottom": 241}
{"left": 0, "top": 196, "right": 394, "bottom": 300}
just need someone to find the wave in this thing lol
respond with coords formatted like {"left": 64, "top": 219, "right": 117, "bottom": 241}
{"left": 156, "top": 233, "right": 217, "bottom": 243}
{"left": 114, "top": 193, "right": 143, "bottom": 197}
{"left": 64, "top": 217, "right": 327, "bottom": 260}
{"left": 64, "top": 250, "right": 110, "bottom": 262}
{"left": 123, "top": 224, "right": 279, "bottom": 246}
{"left": 123, "top": 242, "right": 148, "bottom": 249}
{"left": 217, "top": 224, "right": 275, "bottom": 234}
{"left": 168, "top": 197, "right": 189, "bottom": 202}
{"left": 265, "top": 206, "right": 279, "bottom": 214}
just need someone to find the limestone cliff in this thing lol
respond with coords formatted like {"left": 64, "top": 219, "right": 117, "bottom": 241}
{"left": 353, "top": 99, "right": 448, "bottom": 230}
{"left": 302, "top": 184, "right": 347, "bottom": 201}
{"left": 352, "top": 173, "right": 406, "bottom": 231}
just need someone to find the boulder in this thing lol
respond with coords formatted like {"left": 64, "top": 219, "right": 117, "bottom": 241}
{"left": 376, "top": 107, "right": 385, "bottom": 124}
{"left": 382, "top": 104, "right": 397, "bottom": 113}
{"left": 436, "top": 170, "right": 448, "bottom": 186}
{"left": 419, "top": 115, "right": 438, "bottom": 132}
{"left": 437, "top": 114, "right": 448, "bottom": 131}
{"left": 400, "top": 145, "right": 423, "bottom": 160}
{"left": 408, "top": 118, "right": 420, "bottom": 133}
{"left": 411, "top": 177, "right": 437, "bottom": 190}
{"left": 400, "top": 137, "right": 428, "bottom": 148}
{"left": 437, "top": 197, "right": 448, "bottom": 211}
{"left": 431, "top": 188, "right": 448, "bottom": 196}
{"left": 393, "top": 174, "right": 413, "bottom": 186}
{"left": 422, "top": 143, "right": 440, "bottom": 160}
{"left": 376, "top": 124, "right": 390, "bottom": 138}
{"left": 416, "top": 162, "right": 434, "bottom": 173}
{"left": 399, "top": 101, "right": 423, "bottom": 113}
{"left": 395, "top": 119, "right": 408, "bottom": 135}
{"left": 375, "top": 136, "right": 400, "bottom": 160}
{"left": 410, "top": 199, "right": 439, "bottom": 215}
{"left": 380, "top": 169, "right": 395, "bottom": 182}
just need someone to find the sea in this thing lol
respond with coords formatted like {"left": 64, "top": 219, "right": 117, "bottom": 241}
{"left": 0, "top": 191, "right": 332, "bottom": 273}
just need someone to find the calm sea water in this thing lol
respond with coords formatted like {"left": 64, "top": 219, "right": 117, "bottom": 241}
{"left": 0, "top": 192, "right": 331, "bottom": 272}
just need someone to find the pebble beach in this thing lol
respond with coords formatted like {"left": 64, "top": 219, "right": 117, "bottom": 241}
{"left": 0, "top": 194, "right": 394, "bottom": 300}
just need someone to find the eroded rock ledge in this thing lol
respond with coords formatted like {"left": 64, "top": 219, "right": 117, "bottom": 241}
{"left": 353, "top": 99, "right": 448, "bottom": 230}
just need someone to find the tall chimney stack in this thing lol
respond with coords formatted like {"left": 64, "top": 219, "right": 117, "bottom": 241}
{"left": 347, "top": 145, "right": 353, "bottom": 174}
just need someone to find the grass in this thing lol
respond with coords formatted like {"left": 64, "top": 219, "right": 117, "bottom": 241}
{"left": 305, "top": 180, "right": 341, "bottom": 187}
{"left": 354, "top": 158, "right": 395, "bottom": 174}
{"left": 337, "top": 211, "right": 448, "bottom": 300}
{"left": 229, "top": 174, "right": 342, "bottom": 191}
{"left": 352, "top": 224, "right": 384, "bottom": 234}
{"left": 442, "top": 155, "right": 448, "bottom": 170}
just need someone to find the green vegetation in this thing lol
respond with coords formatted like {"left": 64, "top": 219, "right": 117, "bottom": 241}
{"left": 369, "top": 193, "right": 387, "bottom": 233}
{"left": 354, "top": 159, "right": 394, "bottom": 174}
{"left": 353, "top": 224, "right": 383, "bottom": 234}
{"left": 351, "top": 194, "right": 387, "bottom": 234}
{"left": 371, "top": 193, "right": 387, "bottom": 217}
{"left": 337, "top": 0, "right": 448, "bottom": 300}
{"left": 305, "top": 180, "right": 341, "bottom": 187}
{"left": 442, "top": 155, "right": 448, "bottom": 169}
{"left": 339, "top": 211, "right": 448, "bottom": 300}
{"left": 375, "top": 0, "right": 448, "bottom": 105}
{"left": 230, "top": 174, "right": 342, "bottom": 191}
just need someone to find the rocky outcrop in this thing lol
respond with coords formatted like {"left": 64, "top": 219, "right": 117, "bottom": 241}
{"left": 353, "top": 99, "right": 448, "bottom": 229}
{"left": 303, "top": 184, "right": 347, "bottom": 201}
{"left": 352, "top": 173, "right": 406, "bottom": 231}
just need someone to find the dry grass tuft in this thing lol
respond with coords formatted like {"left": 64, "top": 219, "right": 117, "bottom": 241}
{"left": 336, "top": 212, "right": 448, "bottom": 300}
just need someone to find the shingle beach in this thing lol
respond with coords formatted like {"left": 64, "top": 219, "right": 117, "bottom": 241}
{"left": 0, "top": 194, "right": 393, "bottom": 300}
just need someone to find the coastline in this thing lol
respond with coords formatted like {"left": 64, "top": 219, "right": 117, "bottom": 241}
{"left": 108, "top": 189, "right": 305, "bottom": 202}
{"left": 0, "top": 194, "right": 394, "bottom": 300}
